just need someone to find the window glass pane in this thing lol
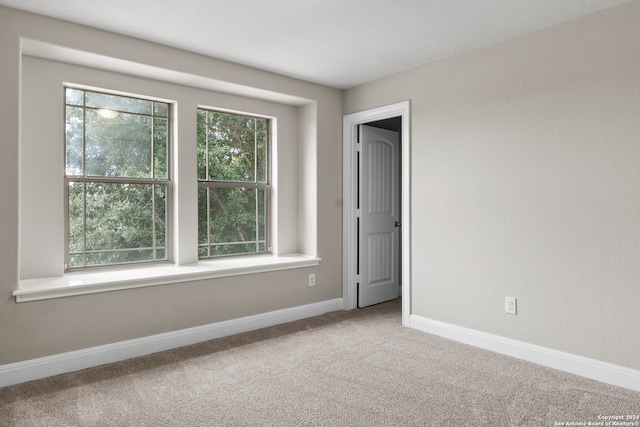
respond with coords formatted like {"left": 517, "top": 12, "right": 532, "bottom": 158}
{"left": 207, "top": 126, "right": 227, "bottom": 180}
{"left": 209, "top": 243, "right": 257, "bottom": 257}
{"left": 256, "top": 119, "right": 267, "bottom": 133}
{"left": 65, "top": 88, "right": 83, "bottom": 106}
{"left": 239, "top": 129, "right": 256, "bottom": 181}
{"left": 217, "top": 111, "right": 254, "bottom": 130}
{"left": 198, "top": 187, "right": 209, "bottom": 246}
{"left": 256, "top": 129, "right": 267, "bottom": 182}
{"left": 85, "top": 91, "right": 152, "bottom": 115}
{"left": 154, "top": 102, "right": 168, "bottom": 117}
{"left": 68, "top": 181, "right": 85, "bottom": 254}
{"left": 84, "top": 182, "right": 155, "bottom": 254}
{"left": 257, "top": 188, "right": 266, "bottom": 241}
{"left": 66, "top": 106, "right": 84, "bottom": 176}
{"left": 197, "top": 108, "right": 207, "bottom": 123}
{"left": 198, "top": 246, "right": 209, "bottom": 258}
{"left": 198, "top": 186, "right": 266, "bottom": 257}
{"left": 208, "top": 187, "right": 257, "bottom": 249}
{"left": 85, "top": 110, "right": 153, "bottom": 178}
{"left": 208, "top": 127, "right": 255, "bottom": 181}
{"left": 86, "top": 249, "right": 154, "bottom": 267}
{"left": 154, "top": 118, "right": 168, "bottom": 179}
{"left": 154, "top": 184, "right": 167, "bottom": 252}
{"left": 68, "top": 254, "right": 85, "bottom": 269}
{"left": 197, "top": 124, "right": 207, "bottom": 180}
{"left": 207, "top": 111, "right": 223, "bottom": 125}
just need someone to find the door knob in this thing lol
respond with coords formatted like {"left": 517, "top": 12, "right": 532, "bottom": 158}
{"left": 394, "top": 221, "right": 401, "bottom": 227}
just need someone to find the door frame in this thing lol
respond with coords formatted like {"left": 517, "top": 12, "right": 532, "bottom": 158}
{"left": 342, "top": 101, "right": 411, "bottom": 326}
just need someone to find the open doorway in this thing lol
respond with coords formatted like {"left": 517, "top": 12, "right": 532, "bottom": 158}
{"left": 342, "top": 101, "right": 411, "bottom": 326}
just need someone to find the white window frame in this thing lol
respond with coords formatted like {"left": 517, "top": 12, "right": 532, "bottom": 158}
{"left": 63, "top": 86, "right": 172, "bottom": 270}
{"left": 196, "top": 107, "right": 270, "bottom": 258}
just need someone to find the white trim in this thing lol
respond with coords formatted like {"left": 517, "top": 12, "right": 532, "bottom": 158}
{"left": 410, "top": 314, "right": 640, "bottom": 392}
{"left": 21, "top": 38, "right": 312, "bottom": 107}
{"left": 0, "top": 298, "right": 343, "bottom": 388}
{"left": 15, "top": 254, "right": 320, "bottom": 302}
{"left": 342, "top": 101, "right": 411, "bottom": 326}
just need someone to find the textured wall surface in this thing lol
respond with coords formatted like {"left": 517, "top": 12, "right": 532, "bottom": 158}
{"left": 345, "top": 1, "right": 640, "bottom": 370}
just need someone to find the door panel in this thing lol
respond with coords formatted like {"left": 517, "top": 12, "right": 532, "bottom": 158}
{"left": 358, "top": 125, "right": 400, "bottom": 307}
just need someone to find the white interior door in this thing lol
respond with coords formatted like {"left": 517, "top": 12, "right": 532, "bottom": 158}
{"left": 358, "top": 125, "right": 401, "bottom": 308}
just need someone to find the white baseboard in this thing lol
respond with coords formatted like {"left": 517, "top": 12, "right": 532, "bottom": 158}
{"left": 409, "top": 314, "right": 640, "bottom": 392}
{"left": 0, "top": 298, "right": 343, "bottom": 388}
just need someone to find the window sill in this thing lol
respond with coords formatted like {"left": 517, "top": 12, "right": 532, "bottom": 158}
{"left": 14, "top": 254, "right": 321, "bottom": 302}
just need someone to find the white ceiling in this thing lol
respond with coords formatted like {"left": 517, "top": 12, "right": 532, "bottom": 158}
{"left": 0, "top": 0, "right": 632, "bottom": 89}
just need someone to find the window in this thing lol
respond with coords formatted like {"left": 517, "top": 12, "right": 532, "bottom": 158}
{"left": 197, "top": 108, "right": 269, "bottom": 257}
{"left": 64, "top": 88, "right": 170, "bottom": 269}
{"left": 17, "top": 55, "right": 319, "bottom": 301}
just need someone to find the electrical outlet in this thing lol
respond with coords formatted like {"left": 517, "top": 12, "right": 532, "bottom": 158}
{"left": 505, "top": 296, "right": 517, "bottom": 315}
{"left": 308, "top": 273, "right": 316, "bottom": 287}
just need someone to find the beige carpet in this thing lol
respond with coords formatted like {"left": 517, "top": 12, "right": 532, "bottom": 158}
{"left": 1, "top": 299, "right": 638, "bottom": 426}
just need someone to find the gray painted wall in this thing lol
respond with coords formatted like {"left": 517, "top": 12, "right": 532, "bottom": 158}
{"left": 345, "top": 1, "right": 640, "bottom": 370}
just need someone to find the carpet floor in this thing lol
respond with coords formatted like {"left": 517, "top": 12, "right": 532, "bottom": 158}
{"left": 1, "top": 298, "right": 638, "bottom": 426}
